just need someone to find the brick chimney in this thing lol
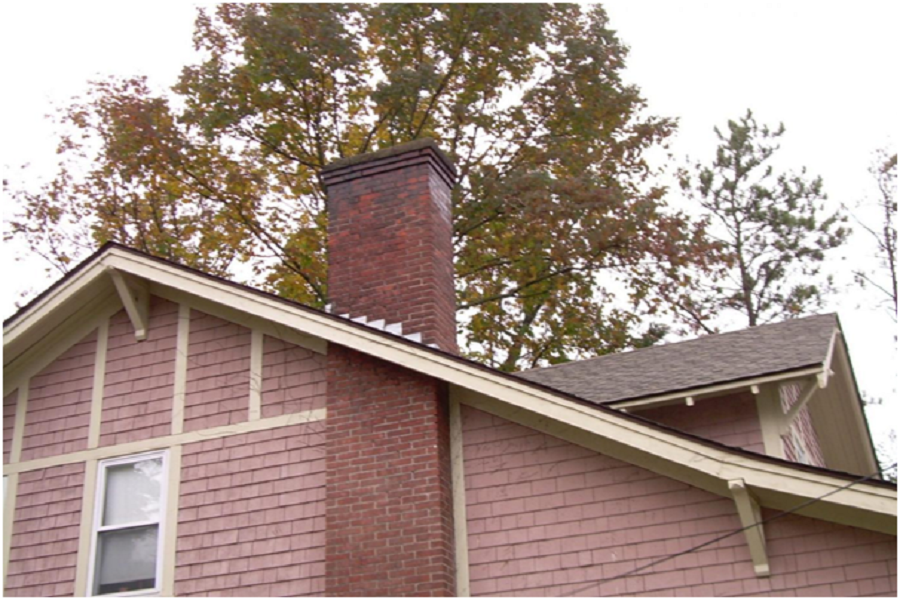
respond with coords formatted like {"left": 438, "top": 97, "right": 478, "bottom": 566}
{"left": 320, "top": 139, "right": 457, "bottom": 596}
{"left": 321, "top": 138, "right": 457, "bottom": 353}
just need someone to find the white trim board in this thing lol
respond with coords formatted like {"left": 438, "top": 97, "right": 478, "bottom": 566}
{"left": 611, "top": 366, "right": 825, "bottom": 411}
{"left": 4, "top": 409, "right": 326, "bottom": 476}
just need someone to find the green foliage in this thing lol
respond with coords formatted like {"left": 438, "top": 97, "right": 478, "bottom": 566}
{"left": 677, "top": 110, "right": 849, "bottom": 328}
{"left": 8, "top": 4, "right": 719, "bottom": 370}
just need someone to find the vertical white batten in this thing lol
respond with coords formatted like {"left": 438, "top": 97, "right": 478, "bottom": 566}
{"left": 10, "top": 384, "right": 29, "bottom": 464}
{"left": 88, "top": 320, "right": 109, "bottom": 448}
{"left": 161, "top": 445, "right": 182, "bottom": 596}
{"left": 73, "top": 459, "right": 99, "bottom": 596}
{"left": 449, "top": 394, "right": 470, "bottom": 596}
{"left": 172, "top": 304, "right": 191, "bottom": 435}
{"left": 3, "top": 472, "right": 19, "bottom": 590}
{"left": 249, "top": 329, "right": 264, "bottom": 421}
{"left": 755, "top": 383, "right": 787, "bottom": 459}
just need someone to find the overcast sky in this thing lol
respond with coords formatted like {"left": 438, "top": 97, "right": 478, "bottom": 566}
{"left": 1, "top": 2, "right": 896, "bottom": 454}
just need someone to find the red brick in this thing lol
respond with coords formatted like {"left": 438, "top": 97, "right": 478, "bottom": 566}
{"left": 324, "top": 344, "right": 455, "bottom": 596}
{"left": 322, "top": 139, "right": 457, "bottom": 353}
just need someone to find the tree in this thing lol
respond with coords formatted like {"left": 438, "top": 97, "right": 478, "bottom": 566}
{"left": 852, "top": 150, "right": 897, "bottom": 321}
{"left": 7, "top": 4, "right": 719, "bottom": 371}
{"left": 677, "top": 110, "right": 848, "bottom": 329}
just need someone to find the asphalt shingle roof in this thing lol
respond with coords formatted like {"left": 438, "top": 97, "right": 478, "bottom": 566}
{"left": 517, "top": 313, "right": 839, "bottom": 405}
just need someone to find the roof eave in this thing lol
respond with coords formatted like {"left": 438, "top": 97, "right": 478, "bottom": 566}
{"left": 4, "top": 245, "right": 896, "bottom": 533}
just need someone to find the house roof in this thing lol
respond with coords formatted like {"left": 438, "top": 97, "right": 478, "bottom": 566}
{"left": 518, "top": 314, "right": 839, "bottom": 405}
{"left": 3, "top": 244, "right": 895, "bottom": 535}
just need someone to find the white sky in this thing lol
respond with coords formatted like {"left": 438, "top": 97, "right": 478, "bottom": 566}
{"left": 1, "top": 2, "right": 896, "bottom": 457}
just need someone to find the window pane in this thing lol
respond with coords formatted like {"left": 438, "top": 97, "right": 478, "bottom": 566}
{"left": 94, "top": 526, "right": 158, "bottom": 595}
{"left": 103, "top": 457, "right": 162, "bottom": 526}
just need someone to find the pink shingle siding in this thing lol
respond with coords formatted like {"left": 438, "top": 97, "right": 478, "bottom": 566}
{"left": 634, "top": 392, "right": 765, "bottom": 454}
{"left": 4, "top": 390, "right": 16, "bottom": 464}
{"left": 184, "top": 310, "right": 251, "bottom": 431}
{"left": 780, "top": 383, "right": 826, "bottom": 467}
{"left": 261, "top": 335, "right": 327, "bottom": 418}
{"left": 21, "top": 330, "right": 96, "bottom": 461}
{"left": 175, "top": 421, "right": 326, "bottom": 596}
{"left": 5, "top": 463, "right": 85, "bottom": 597}
{"left": 462, "top": 405, "right": 896, "bottom": 597}
{"left": 100, "top": 297, "right": 176, "bottom": 446}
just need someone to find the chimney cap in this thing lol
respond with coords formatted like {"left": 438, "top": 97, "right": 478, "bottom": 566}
{"left": 321, "top": 137, "right": 457, "bottom": 180}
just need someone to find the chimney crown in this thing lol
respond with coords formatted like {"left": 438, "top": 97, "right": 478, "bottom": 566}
{"left": 323, "top": 138, "right": 458, "bottom": 352}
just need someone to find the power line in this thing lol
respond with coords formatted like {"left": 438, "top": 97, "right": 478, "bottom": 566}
{"left": 563, "top": 463, "right": 896, "bottom": 597}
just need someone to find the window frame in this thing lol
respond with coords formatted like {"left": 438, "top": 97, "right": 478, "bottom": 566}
{"left": 86, "top": 450, "right": 169, "bottom": 597}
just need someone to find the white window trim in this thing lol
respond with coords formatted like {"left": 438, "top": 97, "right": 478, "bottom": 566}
{"left": 86, "top": 450, "right": 169, "bottom": 597}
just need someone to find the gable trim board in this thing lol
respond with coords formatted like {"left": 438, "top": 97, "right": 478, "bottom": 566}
{"left": 3, "top": 291, "right": 121, "bottom": 398}
{"left": 5, "top": 245, "right": 895, "bottom": 535}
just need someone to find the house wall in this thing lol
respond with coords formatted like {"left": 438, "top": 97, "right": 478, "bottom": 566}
{"left": 461, "top": 405, "right": 897, "bottom": 597}
{"left": 183, "top": 309, "right": 251, "bottom": 432}
{"left": 780, "top": 383, "right": 826, "bottom": 467}
{"left": 5, "top": 463, "right": 84, "bottom": 597}
{"left": 3, "top": 297, "right": 328, "bottom": 597}
{"left": 5, "top": 292, "right": 895, "bottom": 598}
{"left": 175, "top": 422, "right": 326, "bottom": 596}
{"left": 22, "top": 330, "right": 96, "bottom": 461}
{"left": 632, "top": 392, "right": 765, "bottom": 454}
{"left": 101, "top": 299, "right": 175, "bottom": 446}
{"left": 261, "top": 335, "right": 327, "bottom": 417}
{"left": 3, "top": 391, "right": 15, "bottom": 464}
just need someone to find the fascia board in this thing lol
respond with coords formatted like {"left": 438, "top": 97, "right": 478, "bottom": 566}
{"left": 611, "top": 367, "right": 825, "bottom": 410}
{"left": 6, "top": 247, "right": 897, "bottom": 532}
{"left": 3, "top": 258, "right": 110, "bottom": 355}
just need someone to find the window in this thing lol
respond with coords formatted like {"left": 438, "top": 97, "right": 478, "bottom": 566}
{"left": 88, "top": 451, "right": 167, "bottom": 596}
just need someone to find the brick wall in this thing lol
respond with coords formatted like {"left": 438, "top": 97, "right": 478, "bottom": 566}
{"left": 4, "top": 390, "right": 16, "bottom": 464}
{"left": 322, "top": 139, "right": 457, "bottom": 353}
{"left": 261, "top": 335, "right": 327, "bottom": 418}
{"left": 634, "top": 392, "right": 765, "bottom": 454}
{"left": 184, "top": 309, "right": 251, "bottom": 431}
{"left": 175, "top": 422, "right": 326, "bottom": 596}
{"left": 5, "top": 463, "right": 85, "bottom": 597}
{"left": 324, "top": 344, "right": 455, "bottom": 596}
{"left": 101, "top": 297, "right": 176, "bottom": 446}
{"left": 462, "top": 405, "right": 896, "bottom": 596}
{"left": 21, "top": 330, "right": 96, "bottom": 461}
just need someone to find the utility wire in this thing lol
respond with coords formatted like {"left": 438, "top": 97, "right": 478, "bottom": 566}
{"left": 563, "top": 463, "right": 897, "bottom": 597}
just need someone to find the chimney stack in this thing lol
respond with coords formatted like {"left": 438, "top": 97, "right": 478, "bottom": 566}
{"left": 320, "top": 140, "right": 458, "bottom": 596}
{"left": 321, "top": 138, "right": 457, "bottom": 352}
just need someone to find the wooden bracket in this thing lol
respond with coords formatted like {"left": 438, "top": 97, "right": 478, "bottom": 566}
{"left": 779, "top": 377, "right": 818, "bottom": 434}
{"left": 729, "top": 479, "right": 769, "bottom": 577}
{"left": 109, "top": 269, "right": 149, "bottom": 341}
